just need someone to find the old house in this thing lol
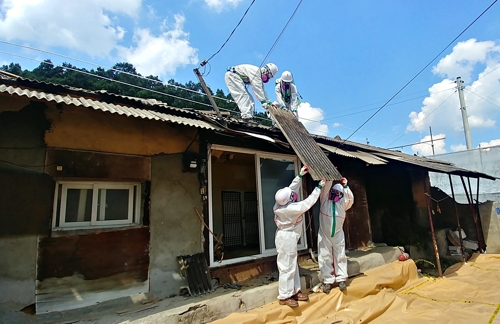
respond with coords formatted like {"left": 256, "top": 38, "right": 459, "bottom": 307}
{"left": 0, "top": 73, "right": 494, "bottom": 314}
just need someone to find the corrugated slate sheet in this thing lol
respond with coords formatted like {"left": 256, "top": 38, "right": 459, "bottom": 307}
{"left": 315, "top": 136, "right": 496, "bottom": 180}
{"left": 267, "top": 105, "right": 342, "bottom": 180}
{"left": 0, "top": 84, "right": 221, "bottom": 131}
{"left": 317, "top": 143, "right": 387, "bottom": 165}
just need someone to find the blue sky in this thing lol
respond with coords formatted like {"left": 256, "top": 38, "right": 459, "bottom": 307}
{"left": 1, "top": 0, "right": 500, "bottom": 156}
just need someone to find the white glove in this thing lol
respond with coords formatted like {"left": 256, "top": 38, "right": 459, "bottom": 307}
{"left": 319, "top": 178, "right": 326, "bottom": 188}
{"left": 300, "top": 165, "right": 309, "bottom": 176}
{"left": 262, "top": 102, "right": 269, "bottom": 110}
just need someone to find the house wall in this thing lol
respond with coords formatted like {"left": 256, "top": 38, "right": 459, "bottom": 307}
{"left": 0, "top": 102, "right": 52, "bottom": 306}
{"left": 479, "top": 201, "right": 500, "bottom": 253}
{"left": 149, "top": 154, "right": 203, "bottom": 298}
{"left": 341, "top": 159, "right": 372, "bottom": 249}
{"left": 1, "top": 96, "right": 203, "bottom": 310}
{"left": 44, "top": 102, "right": 197, "bottom": 155}
{"left": 365, "top": 164, "right": 419, "bottom": 247}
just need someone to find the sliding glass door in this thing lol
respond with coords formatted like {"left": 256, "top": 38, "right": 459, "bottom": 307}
{"left": 257, "top": 154, "right": 306, "bottom": 253}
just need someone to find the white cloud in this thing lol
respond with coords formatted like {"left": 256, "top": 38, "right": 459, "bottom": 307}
{"left": 0, "top": 0, "right": 141, "bottom": 57}
{"left": 297, "top": 102, "right": 329, "bottom": 136}
{"left": 432, "top": 39, "right": 499, "bottom": 83}
{"left": 407, "top": 39, "right": 500, "bottom": 147}
{"left": 478, "top": 138, "right": 500, "bottom": 148}
{"left": 117, "top": 14, "right": 198, "bottom": 78}
{"left": 411, "top": 134, "right": 446, "bottom": 156}
{"left": 205, "top": 0, "right": 243, "bottom": 12}
{"left": 407, "top": 79, "right": 457, "bottom": 132}
{"left": 450, "top": 144, "right": 467, "bottom": 152}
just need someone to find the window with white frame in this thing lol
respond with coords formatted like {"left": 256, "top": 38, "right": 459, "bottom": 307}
{"left": 53, "top": 181, "right": 142, "bottom": 230}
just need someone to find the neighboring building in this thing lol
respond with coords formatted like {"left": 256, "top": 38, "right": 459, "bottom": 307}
{"left": 0, "top": 73, "right": 494, "bottom": 314}
{"left": 427, "top": 146, "right": 500, "bottom": 203}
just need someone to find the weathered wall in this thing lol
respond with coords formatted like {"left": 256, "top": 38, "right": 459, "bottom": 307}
{"left": 0, "top": 102, "right": 53, "bottom": 306}
{"left": 479, "top": 201, "right": 500, "bottom": 253}
{"left": 365, "top": 164, "right": 419, "bottom": 247}
{"left": 0, "top": 235, "right": 38, "bottom": 305}
{"left": 149, "top": 154, "right": 203, "bottom": 298}
{"left": 36, "top": 228, "right": 150, "bottom": 313}
{"left": 411, "top": 170, "right": 429, "bottom": 229}
{"left": 44, "top": 103, "right": 197, "bottom": 155}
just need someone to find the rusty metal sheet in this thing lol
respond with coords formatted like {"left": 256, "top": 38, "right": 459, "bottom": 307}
{"left": 267, "top": 105, "right": 342, "bottom": 180}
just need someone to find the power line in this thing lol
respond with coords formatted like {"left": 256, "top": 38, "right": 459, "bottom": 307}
{"left": 258, "top": 0, "right": 303, "bottom": 69}
{"left": 321, "top": 87, "right": 456, "bottom": 122}
{"left": 464, "top": 87, "right": 500, "bottom": 109}
{"left": 0, "top": 40, "right": 234, "bottom": 104}
{"left": 338, "top": 0, "right": 498, "bottom": 149}
{"left": 387, "top": 137, "right": 446, "bottom": 150}
{"left": 201, "top": 0, "right": 257, "bottom": 67}
{"left": 0, "top": 39, "right": 462, "bottom": 127}
{"left": 0, "top": 51, "right": 216, "bottom": 109}
{"left": 242, "top": 0, "right": 304, "bottom": 86}
{"left": 385, "top": 90, "right": 456, "bottom": 148}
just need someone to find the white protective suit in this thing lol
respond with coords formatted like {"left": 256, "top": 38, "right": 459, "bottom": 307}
{"left": 274, "top": 175, "right": 322, "bottom": 300}
{"left": 274, "top": 78, "right": 299, "bottom": 119}
{"left": 225, "top": 64, "right": 272, "bottom": 120}
{"left": 318, "top": 181, "right": 354, "bottom": 284}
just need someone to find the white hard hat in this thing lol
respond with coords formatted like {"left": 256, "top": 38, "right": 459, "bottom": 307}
{"left": 281, "top": 71, "right": 293, "bottom": 83}
{"left": 265, "top": 63, "right": 278, "bottom": 78}
{"left": 332, "top": 183, "right": 344, "bottom": 193}
{"left": 275, "top": 187, "right": 292, "bottom": 206}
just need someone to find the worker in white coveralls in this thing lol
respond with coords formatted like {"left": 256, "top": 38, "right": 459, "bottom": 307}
{"left": 274, "top": 70, "right": 300, "bottom": 119}
{"left": 274, "top": 165, "right": 326, "bottom": 308}
{"left": 224, "top": 63, "right": 278, "bottom": 122}
{"left": 318, "top": 177, "right": 354, "bottom": 292}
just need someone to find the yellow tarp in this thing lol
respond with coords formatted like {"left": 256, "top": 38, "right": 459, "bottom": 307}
{"left": 211, "top": 254, "right": 500, "bottom": 324}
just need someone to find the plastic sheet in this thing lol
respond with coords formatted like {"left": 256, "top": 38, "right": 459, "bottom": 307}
{"left": 211, "top": 254, "right": 500, "bottom": 324}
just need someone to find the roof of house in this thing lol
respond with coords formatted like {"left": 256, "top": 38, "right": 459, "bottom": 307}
{"left": 313, "top": 135, "right": 497, "bottom": 180}
{"left": 0, "top": 72, "right": 495, "bottom": 181}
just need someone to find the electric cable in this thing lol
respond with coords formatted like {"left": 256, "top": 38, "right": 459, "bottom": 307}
{"left": 1, "top": 40, "right": 464, "bottom": 127}
{"left": 337, "top": 0, "right": 498, "bottom": 149}
{"left": 385, "top": 90, "right": 456, "bottom": 148}
{"left": 258, "top": 0, "right": 303, "bottom": 69}
{"left": 321, "top": 86, "right": 456, "bottom": 122}
{"left": 0, "top": 40, "right": 234, "bottom": 104}
{"left": 464, "top": 87, "right": 500, "bottom": 109}
{"left": 0, "top": 51, "right": 215, "bottom": 109}
{"left": 243, "top": 0, "right": 304, "bottom": 93}
{"left": 0, "top": 49, "right": 443, "bottom": 140}
{"left": 200, "top": 0, "right": 257, "bottom": 68}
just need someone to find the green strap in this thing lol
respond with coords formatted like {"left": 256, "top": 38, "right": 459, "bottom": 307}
{"left": 331, "top": 203, "right": 336, "bottom": 237}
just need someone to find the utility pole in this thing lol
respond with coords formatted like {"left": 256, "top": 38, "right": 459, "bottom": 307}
{"left": 429, "top": 126, "right": 435, "bottom": 155}
{"left": 193, "top": 68, "right": 224, "bottom": 122}
{"left": 455, "top": 77, "right": 473, "bottom": 150}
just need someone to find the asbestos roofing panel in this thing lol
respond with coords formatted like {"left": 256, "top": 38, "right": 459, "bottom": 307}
{"left": 317, "top": 143, "right": 387, "bottom": 165}
{"left": 267, "top": 105, "right": 342, "bottom": 180}
{"left": 0, "top": 84, "right": 221, "bottom": 131}
{"left": 353, "top": 150, "right": 388, "bottom": 165}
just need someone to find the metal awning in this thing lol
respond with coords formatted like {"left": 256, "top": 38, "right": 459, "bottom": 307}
{"left": 267, "top": 106, "right": 342, "bottom": 180}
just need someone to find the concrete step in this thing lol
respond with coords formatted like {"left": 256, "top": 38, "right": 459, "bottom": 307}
{"left": 299, "top": 245, "right": 403, "bottom": 290}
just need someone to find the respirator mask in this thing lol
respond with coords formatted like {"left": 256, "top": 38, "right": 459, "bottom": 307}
{"left": 328, "top": 190, "right": 343, "bottom": 202}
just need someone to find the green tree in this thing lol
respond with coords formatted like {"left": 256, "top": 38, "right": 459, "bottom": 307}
{"left": 0, "top": 60, "right": 272, "bottom": 125}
